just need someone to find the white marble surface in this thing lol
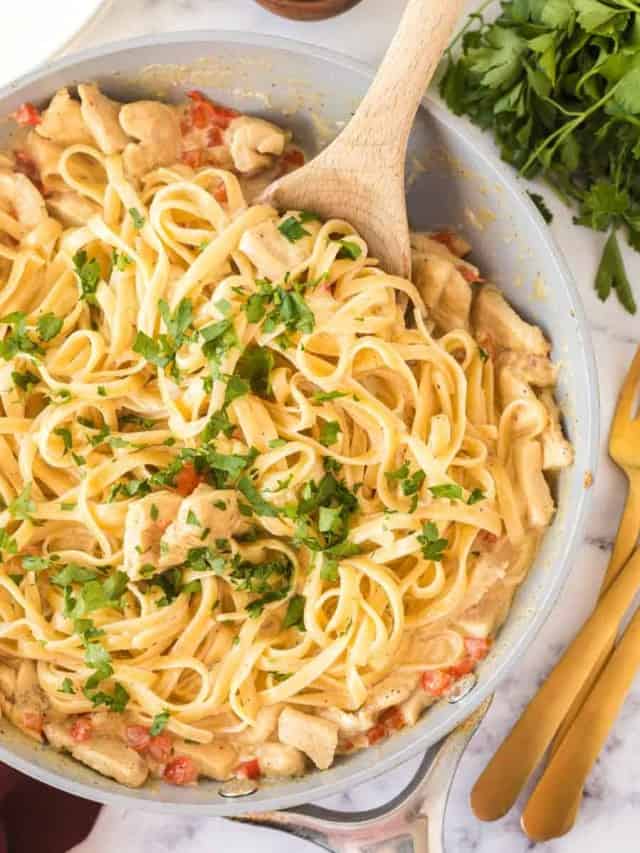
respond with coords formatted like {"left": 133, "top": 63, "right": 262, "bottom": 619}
{"left": 47, "top": 1, "right": 639, "bottom": 850}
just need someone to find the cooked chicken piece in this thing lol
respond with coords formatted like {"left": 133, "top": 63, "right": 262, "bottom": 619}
{"left": 413, "top": 253, "right": 472, "bottom": 332}
{"left": 319, "top": 707, "right": 375, "bottom": 736}
{"left": 255, "top": 742, "right": 306, "bottom": 778}
{"left": 458, "top": 537, "right": 513, "bottom": 614}
{"left": 278, "top": 707, "right": 338, "bottom": 770}
{"left": 456, "top": 584, "right": 514, "bottom": 639}
{"left": 6, "top": 660, "right": 46, "bottom": 741}
{"left": 225, "top": 116, "right": 288, "bottom": 174}
{"left": 400, "top": 688, "right": 436, "bottom": 727}
{"left": 46, "top": 191, "right": 101, "bottom": 227}
{"left": 0, "top": 661, "right": 16, "bottom": 697}
{"left": 233, "top": 704, "right": 282, "bottom": 745}
{"left": 539, "top": 390, "right": 574, "bottom": 470}
{"left": 24, "top": 131, "right": 63, "bottom": 183}
{"left": 0, "top": 169, "right": 47, "bottom": 232}
{"left": 78, "top": 84, "right": 129, "bottom": 155}
{"left": 119, "top": 101, "right": 182, "bottom": 180}
{"left": 159, "top": 485, "right": 249, "bottom": 569}
{"left": 43, "top": 719, "right": 75, "bottom": 751}
{"left": 123, "top": 491, "right": 182, "bottom": 580}
{"left": 72, "top": 736, "right": 148, "bottom": 787}
{"left": 411, "top": 231, "right": 472, "bottom": 259}
{"left": 513, "top": 438, "right": 555, "bottom": 528}
{"left": 36, "top": 88, "right": 93, "bottom": 146}
{"left": 172, "top": 739, "right": 237, "bottom": 781}
{"left": 239, "top": 216, "right": 315, "bottom": 282}
{"left": 496, "top": 350, "right": 558, "bottom": 387}
{"left": 362, "top": 672, "right": 421, "bottom": 716}
{"left": 89, "top": 710, "right": 127, "bottom": 740}
{"left": 472, "top": 287, "right": 550, "bottom": 357}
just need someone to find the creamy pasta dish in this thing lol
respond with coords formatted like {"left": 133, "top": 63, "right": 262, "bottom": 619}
{"left": 0, "top": 86, "right": 573, "bottom": 788}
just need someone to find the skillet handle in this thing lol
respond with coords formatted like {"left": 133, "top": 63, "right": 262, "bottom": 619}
{"left": 234, "top": 697, "right": 491, "bottom": 853}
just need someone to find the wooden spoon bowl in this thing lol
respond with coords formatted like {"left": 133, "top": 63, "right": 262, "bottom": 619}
{"left": 260, "top": 0, "right": 466, "bottom": 278}
{"left": 254, "top": 0, "right": 364, "bottom": 20}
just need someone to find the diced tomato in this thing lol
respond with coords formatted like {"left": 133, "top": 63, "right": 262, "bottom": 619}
{"left": 420, "top": 669, "right": 454, "bottom": 697}
{"left": 164, "top": 755, "right": 199, "bottom": 785}
{"left": 175, "top": 463, "right": 203, "bottom": 497}
{"left": 148, "top": 731, "right": 173, "bottom": 762}
{"left": 366, "top": 723, "right": 387, "bottom": 746}
{"left": 379, "top": 706, "right": 405, "bottom": 732}
{"left": 11, "top": 102, "right": 41, "bottom": 127}
{"left": 464, "top": 636, "right": 491, "bottom": 661}
{"left": 475, "top": 530, "right": 498, "bottom": 549}
{"left": 181, "top": 149, "right": 205, "bottom": 169}
{"left": 235, "top": 758, "right": 261, "bottom": 780}
{"left": 125, "top": 725, "right": 151, "bottom": 752}
{"left": 448, "top": 656, "right": 475, "bottom": 678}
{"left": 22, "top": 710, "right": 43, "bottom": 732}
{"left": 282, "top": 148, "right": 305, "bottom": 170}
{"left": 70, "top": 717, "right": 93, "bottom": 743}
{"left": 340, "top": 738, "right": 354, "bottom": 751}
{"left": 213, "top": 182, "right": 227, "bottom": 203}
{"left": 459, "top": 266, "right": 482, "bottom": 283}
{"left": 186, "top": 91, "right": 239, "bottom": 130}
{"left": 206, "top": 125, "right": 224, "bottom": 147}
{"left": 431, "top": 231, "right": 457, "bottom": 251}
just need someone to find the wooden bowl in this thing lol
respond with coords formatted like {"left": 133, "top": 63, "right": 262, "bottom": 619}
{"left": 254, "top": 0, "right": 364, "bottom": 21}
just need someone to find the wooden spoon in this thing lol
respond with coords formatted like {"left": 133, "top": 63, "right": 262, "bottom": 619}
{"left": 470, "top": 547, "right": 640, "bottom": 822}
{"left": 260, "top": 0, "right": 466, "bottom": 278}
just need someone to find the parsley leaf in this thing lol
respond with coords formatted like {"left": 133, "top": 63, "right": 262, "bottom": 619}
{"left": 0, "top": 312, "right": 43, "bottom": 360}
{"left": 12, "top": 370, "right": 40, "bottom": 391}
{"left": 429, "top": 483, "right": 463, "bottom": 500}
{"left": 59, "top": 677, "right": 75, "bottom": 694}
{"left": 337, "top": 240, "right": 362, "bottom": 260}
{"left": 237, "top": 476, "right": 281, "bottom": 517}
{"left": 72, "top": 250, "right": 101, "bottom": 305}
{"left": 129, "top": 207, "right": 145, "bottom": 229}
{"left": 527, "top": 192, "right": 553, "bottom": 224}
{"left": 8, "top": 484, "right": 36, "bottom": 521}
{"left": 283, "top": 594, "right": 306, "bottom": 630}
{"left": 236, "top": 345, "right": 274, "bottom": 397}
{"left": 150, "top": 709, "right": 170, "bottom": 736}
{"left": 417, "top": 521, "right": 448, "bottom": 562}
{"left": 468, "top": 488, "right": 486, "bottom": 505}
{"left": 278, "top": 216, "right": 310, "bottom": 242}
{"left": 319, "top": 421, "right": 341, "bottom": 447}
{"left": 37, "top": 313, "right": 63, "bottom": 342}
{"left": 596, "top": 230, "right": 637, "bottom": 314}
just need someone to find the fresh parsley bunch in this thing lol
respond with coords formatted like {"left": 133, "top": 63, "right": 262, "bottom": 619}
{"left": 441, "top": 0, "right": 640, "bottom": 314}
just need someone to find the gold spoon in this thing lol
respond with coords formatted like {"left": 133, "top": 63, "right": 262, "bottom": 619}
{"left": 470, "top": 547, "right": 640, "bottom": 821}
{"left": 260, "top": 0, "right": 466, "bottom": 279}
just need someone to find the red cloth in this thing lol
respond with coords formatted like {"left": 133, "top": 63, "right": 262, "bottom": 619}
{"left": 0, "top": 762, "right": 100, "bottom": 853}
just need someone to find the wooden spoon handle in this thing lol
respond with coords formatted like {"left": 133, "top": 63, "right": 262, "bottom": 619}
{"left": 470, "top": 548, "right": 640, "bottom": 821}
{"left": 521, "top": 604, "right": 640, "bottom": 841}
{"left": 332, "top": 0, "right": 465, "bottom": 159}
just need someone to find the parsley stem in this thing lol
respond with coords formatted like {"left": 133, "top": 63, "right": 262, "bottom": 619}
{"left": 446, "top": 0, "right": 495, "bottom": 54}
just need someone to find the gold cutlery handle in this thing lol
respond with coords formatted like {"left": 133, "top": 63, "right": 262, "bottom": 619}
{"left": 521, "top": 604, "right": 640, "bottom": 840}
{"left": 549, "top": 467, "right": 640, "bottom": 754}
{"left": 470, "top": 548, "right": 640, "bottom": 821}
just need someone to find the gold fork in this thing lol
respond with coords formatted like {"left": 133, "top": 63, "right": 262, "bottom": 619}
{"left": 471, "top": 346, "right": 640, "bottom": 823}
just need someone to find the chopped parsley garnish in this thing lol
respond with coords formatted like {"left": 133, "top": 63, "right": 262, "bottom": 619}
{"left": 12, "top": 370, "right": 40, "bottom": 391}
{"left": 59, "top": 678, "right": 76, "bottom": 694}
{"left": 37, "top": 313, "right": 63, "bottom": 342}
{"left": 224, "top": 374, "right": 249, "bottom": 407}
{"left": 129, "top": 207, "right": 145, "bottom": 230}
{"left": 478, "top": 346, "right": 489, "bottom": 363}
{"left": 8, "top": 484, "right": 36, "bottom": 521}
{"left": 278, "top": 215, "right": 311, "bottom": 243}
{"left": 0, "top": 311, "right": 44, "bottom": 360}
{"left": 202, "top": 410, "right": 234, "bottom": 442}
{"left": 429, "top": 483, "right": 463, "bottom": 501}
{"left": 54, "top": 427, "right": 72, "bottom": 453}
{"left": 85, "top": 682, "right": 129, "bottom": 713}
{"left": 468, "top": 488, "right": 486, "bottom": 505}
{"left": 268, "top": 438, "right": 287, "bottom": 449}
{"left": 319, "top": 421, "right": 341, "bottom": 447}
{"left": 236, "top": 345, "right": 274, "bottom": 397}
{"left": 417, "top": 522, "right": 448, "bottom": 562}
{"left": 313, "top": 390, "right": 348, "bottom": 403}
{"left": 283, "top": 594, "right": 306, "bottom": 630}
{"left": 72, "top": 250, "right": 101, "bottom": 306}
{"left": 0, "top": 529, "right": 17, "bottom": 556}
{"left": 237, "top": 476, "right": 281, "bottom": 518}
{"left": 133, "top": 298, "right": 193, "bottom": 375}
{"left": 186, "top": 509, "right": 200, "bottom": 527}
{"left": 111, "top": 249, "right": 132, "bottom": 271}
{"left": 150, "top": 709, "right": 170, "bottom": 736}
{"left": 337, "top": 240, "right": 362, "bottom": 260}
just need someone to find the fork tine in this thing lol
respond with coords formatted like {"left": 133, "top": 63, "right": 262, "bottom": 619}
{"left": 611, "top": 346, "right": 640, "bottom": 433}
